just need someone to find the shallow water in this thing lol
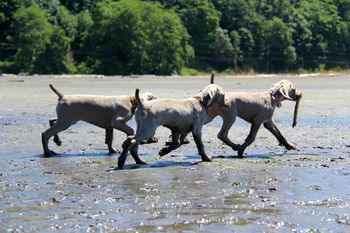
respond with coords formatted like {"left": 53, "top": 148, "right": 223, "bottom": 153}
{"left": 1, "top": 74, "right": 350, "bottom": 232}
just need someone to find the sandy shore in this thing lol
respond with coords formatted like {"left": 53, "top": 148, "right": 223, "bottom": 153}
{"left": 0, "top": 74, "right": 350, "bottom": 232}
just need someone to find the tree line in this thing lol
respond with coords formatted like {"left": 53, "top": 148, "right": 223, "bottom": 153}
{"left": 1, "top": 0, "right": 350, "bottom": 75}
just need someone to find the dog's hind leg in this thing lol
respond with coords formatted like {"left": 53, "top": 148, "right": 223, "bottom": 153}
{"left": 49, "top": 119, "right": 62, "bottom": 146}
{"left": 130, "top": 144, "right": 146, "bottom": 164}
{"left": 217, "top": 110, "right": 241, "bottom": 151}
{"left": 42, "top": 120, "right": 72, "bottom": 156}
{"left": 105, "top": 128, "right": 120, "bottom": 154}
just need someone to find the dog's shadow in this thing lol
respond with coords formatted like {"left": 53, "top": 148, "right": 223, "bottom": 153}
{"left": 109, "top": 160, "right": 198, "bottom": 171}
{"left": 36, "top": 152, "right": 113, "bottom": 158}
{"left": 212, "top": 152, "right": 285, "bottom": 159}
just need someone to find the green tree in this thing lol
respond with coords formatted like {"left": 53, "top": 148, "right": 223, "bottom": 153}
{"left": 9, "top": 4, "right": 75, "bottom": 74}
{"left": 9, "top": 5, "right": 52, "bottom": 73}
{"left": 142, "top": 3, "right": 194, "bottom": 74}
{"left": 211, "top": 27, "right": 233, "bottom": 70}
{"left": 35, "top": 0, "right": 60, "bottom": 24}
{"left": 237, "top": 27, "right": 255, "bottom": 69}
{"left": 335, "top": 0, "right": 350, "bottom": 21}
{"left": 212, "top": 0, "right": 255, "bottom": 32}
{"left": 33, "top": 27, "right": 75, "bottom": 74}
{"left": 298, "top": 0, "right": 341, "bottom": 68}
{"left": 73, "top": 10, "right": 93, "bottom": 64}
{"left": 59, "top": 0, "right": 104, "bottom": 13}
{"left": 230, "top": 30, "right": 241, "bottom": 71}
{"left": 84, "top": 0, "right": 193, "bottom": 75}
{"left": 0, "top": 0, "right": 33, "bottom": 63}
{"left": 57, "top": 6, "right": 77, "bottom": 38}
{"left": 290, "top": 11, "right": 312, "bottom": 69}
{"left": 262, "top": 17, "right": 296, "bottom": 71}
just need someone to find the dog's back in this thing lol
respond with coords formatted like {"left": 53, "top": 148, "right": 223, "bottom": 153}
{"left": 56, "top": 95, "right": 132, "bottom": 128}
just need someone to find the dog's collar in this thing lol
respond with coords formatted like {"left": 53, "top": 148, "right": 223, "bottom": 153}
{"left": 129, "top": 96, "right": 138, "bottom": 111}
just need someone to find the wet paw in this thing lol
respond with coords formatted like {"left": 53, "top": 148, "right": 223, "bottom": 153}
{"left": 108, "top": 147, "right": 120, "bottom": 154}
{"left": 201, "top": 156, "right": 212, "bottom": 162}
{"left": 231, "top": 144, "right": 241, "bottom": 151}
{"left": 43, "top": 150, "right": 57, "bottom": 157}
{"left": 182, "top": 138, "right": 190, "bottom": 145}
{"left": 159, "top": 147, "right": 170, "bottom": 157}
{"left": 147, "top": 137, "right": 158, "bottom": 144}
{"left": 54, "top": 139, "right": 62, "bottom": 146}
{"left": 286, "top": 143, "right": 296, "bottom": 150}
{"left": 136, "top": 160, "right": 147, "bottom": 165}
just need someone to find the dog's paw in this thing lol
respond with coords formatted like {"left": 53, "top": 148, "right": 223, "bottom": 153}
{"left": 237, "top": 149, "right": 245, "bottom": 158}
{"left": 231, "top": 144, "right": 241, "bottom": 151}
{"left": 201, "top": 156, "right": 212, "bottom": 162}
{"left": 286, "top": 143, "right": 296, "bottom": 150}
{"left": 136, "top": 160, "right": 147, "bottom": 165}
{"left": 43, "top": 150, "right": 57, "bottom": 157}
{"left": 159, "top": 147, "right": 170, "bottom": 157}
{"left": 147, "top": 137, "right": 158, "bottom": 144}
{"left": 181, "top": 138, "right": 190, "bottom": 145}
{"left": 108, "top": 147, "right": 120, "bottom": 154}
{"left": 53, "top": 137, "right": 62, "bottom": 146}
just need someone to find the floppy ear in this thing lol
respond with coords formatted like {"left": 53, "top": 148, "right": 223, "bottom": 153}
{"left": 279, "top": 86, "right": 293, "bottom": 100}
{"left": 269, "top": 81, "right": 293, "bottom": 100}
{"left": 202, "top": 91, "right": 214, "bottom": 107}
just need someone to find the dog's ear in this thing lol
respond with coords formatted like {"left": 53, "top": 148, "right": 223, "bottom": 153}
{"left": 142, "top": 92, "right": 158, "bottom": 101}
{"left": 269, "top": 80, "right": 293, "bottom": 100}
{"left": 279, "top": 86, "right": 293, "bottom": 100}
{"left": 202, "top": 91, "right": 214, "bottom": 107}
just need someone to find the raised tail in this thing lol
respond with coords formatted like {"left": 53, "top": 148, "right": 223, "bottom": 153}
{"left": 135, "top": 88, "right": 143, "bottom": 107}
{"left": 49, "top": 84, "right": 63, "bottom": 99}
{"left": 210, "top": 71, "right": 215, "bottom": 84}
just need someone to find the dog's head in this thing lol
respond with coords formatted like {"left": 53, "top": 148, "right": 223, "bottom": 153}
{"left": 196, "top": 84, "right": 229, "bottom": 108}
{"left": 269, "top": 80, "right": 302, "bottom": 107}
{"left": 269, "top": 80, "right": 303, "bottom": 128}
{"left": 140, "top": 92, "right": 158, "bottom": 101}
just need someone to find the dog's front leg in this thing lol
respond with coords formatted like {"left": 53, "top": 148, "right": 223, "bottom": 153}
{"left": 263, "top": 120, "right": 296, "bottom": 150}
{"left": 130, "top": 143, "right": 146, "bottom": 164}
{"left": 118, "top": 137, "right": 134, "bottom": 169}
{"left": 111, "top": 117, "right": 134, "bottom": 136}
{"left": 192, "top": 129, "right": 212, "bottom": 162}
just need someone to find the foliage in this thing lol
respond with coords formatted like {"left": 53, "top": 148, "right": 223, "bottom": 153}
{"left": 83, "top": 0, "right": 193, "bottom": 75}
{"left": 2, "top": 0, "right": 350, "bottom": 74}
{"left": 9, "top": 4, "right": 74, "bottom": 74}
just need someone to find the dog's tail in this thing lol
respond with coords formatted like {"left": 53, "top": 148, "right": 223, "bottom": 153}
{"left": 210, "top": 71, "right": 215, "bottom": 84}
{"left": 49, "top": 84, "right": 63, "bottom": 99}
{"left": 135, "top": 88, "right": 143, "bottom": 107}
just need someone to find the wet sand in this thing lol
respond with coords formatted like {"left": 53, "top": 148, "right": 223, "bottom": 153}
{"left": 0, "top": 74, "right": 350, "bottom": 232}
